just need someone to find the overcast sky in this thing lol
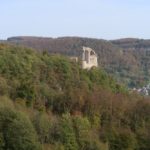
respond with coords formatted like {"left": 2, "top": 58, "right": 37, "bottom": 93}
{"left": 0, "top": 0, "right": 150, "bottom": 40}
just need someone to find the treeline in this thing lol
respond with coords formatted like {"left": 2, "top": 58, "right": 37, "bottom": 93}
{"left": 0, "top": 44, "right": 149, "bottom": 150}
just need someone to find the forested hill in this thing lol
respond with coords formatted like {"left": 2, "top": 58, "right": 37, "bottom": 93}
{"left": 0, "top": 43, "right": 149, "bottom": 150}
{"left": 111, "top": 38, "right": 150, "bottom": 49}
{"left": 5, "top": 36, "right": 150, "bottom": 87}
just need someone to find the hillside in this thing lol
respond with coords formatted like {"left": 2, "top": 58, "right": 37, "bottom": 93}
{"left": 0, "top": 43, "right": 149, "bottom": 150}
{"left": 5, "top": 36, "right": 150, "bottom": 87}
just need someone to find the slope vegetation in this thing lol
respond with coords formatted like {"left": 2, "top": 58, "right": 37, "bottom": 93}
{"left": 0, "top": 44, "right": 149, "bottom": 150}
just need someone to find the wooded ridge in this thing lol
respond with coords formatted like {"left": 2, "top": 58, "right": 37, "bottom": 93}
{"left": 4, "top": 36, "right": 150, "bottom": 87}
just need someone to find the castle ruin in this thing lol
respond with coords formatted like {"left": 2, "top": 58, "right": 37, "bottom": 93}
{"left": 82, "top": 47, "right": 98, "bottom": 69}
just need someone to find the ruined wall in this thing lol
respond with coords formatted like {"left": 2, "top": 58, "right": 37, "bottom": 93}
{"left": 82, "top": 47, "right": 98, "bottom": 69}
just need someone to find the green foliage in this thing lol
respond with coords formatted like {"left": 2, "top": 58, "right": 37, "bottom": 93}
{"left": 81, "top": 141, "right": 101, "bottom": 150}
{"left": 73, "top": 116, "right": 91, "bottom": 149}
{"left": 0, "top": 107, "right": 41, "bottom": 150}
{"left": 73, "top": 116, "right": 101, "bottom": 150}
{"left": 58, "top": 114, "right": 78, "bottom": 150}
{"left": 107, "top": 129, "right": 136, "bottom": 150}
{"left": 136, "top": 128, "right": 150, "bottom": 150}
{"left": 33, "top": 112, "right": 51, "bottom": 143}
{"left": 0, "top": 76, "right": 9, "bottom": 96}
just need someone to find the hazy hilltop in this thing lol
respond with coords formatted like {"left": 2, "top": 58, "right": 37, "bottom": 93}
{"left": 3, "top": 36, "right": 150, "bottom": 87}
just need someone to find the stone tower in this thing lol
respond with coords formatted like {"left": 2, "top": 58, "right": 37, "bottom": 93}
{"left": 82, "top": 47, "right": 98, "bottom": 69}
